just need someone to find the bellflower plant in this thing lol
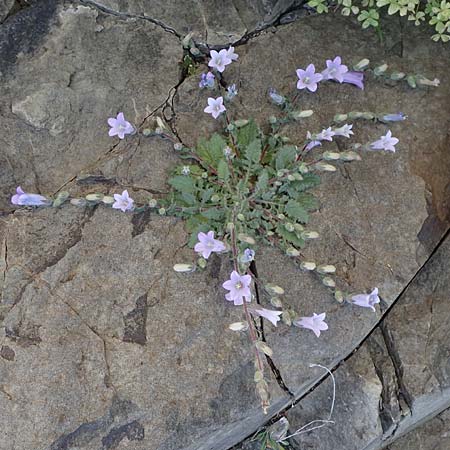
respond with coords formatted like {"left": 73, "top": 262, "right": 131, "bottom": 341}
{"left": 10, "top": 53, "right": 439, "bottom": 413}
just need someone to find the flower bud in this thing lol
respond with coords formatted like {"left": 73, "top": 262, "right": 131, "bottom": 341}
{"left": 148, "top": 199, "right": 157, "bottom": 208}
{"left": 254, "top": 370, "right": 264, "bottom": 382}
{"left": 291, "top": 109, "right": 314, "bottom": 119}
{"left": 237, "top": 233, "right": 256, "bottom": 245}
{"left": 52, "top": 191, "right": 69, "bottom": 208}
{"left": 374, "top": 63, "right": 388, "bottom": 76}
{"left": 353, "top": 58, "right": 370, "bottom": 70}
{"left": 323, "top": 151, "right": 340, "bottom": 160}
{"left": 226, "top": 123, "right": 235, "bottom": 131}
{"left": 298, "top": 163, "right": 309, "bottom": 174}
{"left": 293, "top": 173, "right": 303, "bottom": 181}
{"left": 158, "top": 207, "right": 166, "bottom": 215}
{"left": 102, "top": 196, "right": 115, "bottom": 205}
{"left": 334, "top": 113, "right": 348, "bottom": 122}
{"left": 390, "top": 71, "right": 405, "bottom": 81}
{"left": 322, "top": 277, "right": 336, "bottom": 287}
{"left": 334, "top": 290, "right": 344, "bottom": 303}
{"left": 210, "top": 194, "right": 220, "bottom": 202}
{"left": 314, "top": 162, "right": 336, "bottom": 172}
{"left": 284, "top": 223, "right": 295, "bottom": 232}
{"left": 282, "top": 311, "right": 292, "bottom": 326}
{"left": 269, "top": 116, "right": 278, "bottom": 124}
{"left": 416, "top": 76, "right": 440, "bottom": 87}
{"left": 302, "top": 231, "right": 319, "bottom": 239}
{"left": 173, "top": 263, "right": 196, "bottom": 273}
{"left": 274, "top": 181, "right": 282, "bottom": 186}
{"left": 286, "top": 247, "right": 300, "bottom": 257}
{"left": 234, "top": 119, "right": 249, "bottom": 128}
{"left": 70, "top": 198, "right": 87, "bottom": 207}
{"left": 255, "top": 341, "right": 273, "bottom": 357}
{"left": 237, "top": 213, "right": 245, "bottom": 221}
{"left": 197, "top": 257, "right": 207, "bottom": 269}
{"left": 142, "top": 128, "right": 152, "bottom": 136}
{"left": 300, "top": 261, "right": 316, "bottom": 271}
{"left": 406, "top": 75, "right": 417, "bottom": 88}
{"left": 155, "top": 127, "right": 164, "bottom": 135}
{"left": 86, "top": 193, "right": 104, "bottom": 202}
{"left": 266, "top": 284, "right": 285, "bottom": 295}
{"left": 173, "top": 142, "right": 183, "bottom": 151}
{"left": 294, "top": 223, "right": 304, "bottom": 232}
{"left": 287, "top": 174, "right": 295, "bottom": 181}
{"left": 229, "top": 321, "right": 249, "bottom": 331}
{"left": 226, "top": 222, "right": 234, "bottom": 232}
{"left": 277, "top": 214, "right": 285, "bottom": 220}
{"left": 267, "top": 231, "right": 274, "bottom": 236}
{"left": 156, "top": 117, "right": 167, "bottom": 130}
{"left": 340, "top": 151, "right": 361, "bottom": 161}
{"left": 270, "top": 297, "right": 283, "bottom": 308}
{"left": 317, "top": 264, "right": 336, "bottom": 274}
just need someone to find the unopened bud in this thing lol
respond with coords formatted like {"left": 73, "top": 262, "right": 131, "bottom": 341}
{"left": 255, "top": 341, "right": 273, "bottom": 357}
{"left": 300, "top": 261, "right": 316, "bottom": 271}
{"left": 85, "top": 193, "right": 104, "bottom": 202}
{"left": 269, "top": 116, "right": 278, "bottom": 124}
{"left": 142, "top": 128, "right": 152, "bottom": 136}
{"left": 173, "top": 263, "right": 196, "bottom": 273}
{"left": 287, "top": 174, "right": 295, "bottom": 181}
{"left": 285, "top": 223, "right": 295, "bottom": 232}
{"left": 298, "top": 163, "right": 309, "bottom": 174}
{"left": 148, "top": 199, "right": 157, "bottom": 208}
{"left": 317, "top": 264, "right": 336, "bottom": 274}
{"left": 286, "top": 247, "right": 300, "bottom": 257}
{"left": 266, "top": 284, "right": 285, "bottom": 295}
{"left": 340, "top": 151, "right": 361, "bottom": 161}
{"left": 334, "top": 290, "right": 344, "bottom": 303}
{"left": 210, "top": 194, "right": 220, "bottom": 202}
{"left": 102, "top": 196, "right": 115, "bottom": 205}
{"left": 390, "top": 71, "right": 405, "bottom": 81}
{"left": 270, "top": 297, "right": 283, "bottom": 308}
{"left": 70, "top": 198, "right": 87, "bottom": 207}
{"left": 293, "top": 173, "right": 303, "bottom": 180}
{"left": 314, "top": 162, "right": 336, "bottom": 172}
{"left": 156, "top": 117, "right": 167, "bottom": 130}
{"left": 374, "top": 63, "right": 388, "bottom": 76}
{"left": 291, "top": 109, "right": 314, "bottom": 119}
{"left": 197, "top": 257, "right": 207, "bottom": 269}
{"left": 237, "top": 213, "right": 245, "bottom": 221}
{"left": 174, "top": 142, "right": 183, "bottom": 151}
{"left": 158, "top": 207, "right": 166, "bottom": 215}
{"left": 322, "top": 277, "right": 336, "bottom": 287}
{"left": 229, "top": 321, "right": 249, "bottom": 332}
{"left": 277, "top": 213, "right": 286, "bottom": 220}
{"left": 353, "top": 58, "right": 370, "bottom": 70}
{"left": 406, "top": 75, "right": 417, "bottom": 88}
{"left": 282, "top": 311, "right": 292, "bottom": 326}
{"left": 334, "top": 113, "right": 348, "bottom": 122}
{"left": 323, "top": 151, "right": 340, "bottom": 160}
{"left": 234, "top": 119, "right": 249, "bottom": 128}
{"left": 237, "top": 233, "right": 256, "bottom": 245}
{"left": 302, "top": 231, "right": 319, "bottom": 239}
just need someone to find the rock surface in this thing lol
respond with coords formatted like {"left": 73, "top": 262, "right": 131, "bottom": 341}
{"left": 0, "top": 2, "right": 449, "bottom": 450}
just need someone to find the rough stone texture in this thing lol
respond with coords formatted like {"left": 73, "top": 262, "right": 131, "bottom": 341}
{"left": 0, "top": 1, "right": 181, "bottom": 211}
{"left": 386, "top": 408, "right": 450, "bottom": 450}
{"left": 0, "top": 0, "right": 14, "bottom": 22}
{"left": 1, "top": 3, "right": 450, "bottom": 450}
{"left": 81, "top": 0, "right": 302, "bottom": 45}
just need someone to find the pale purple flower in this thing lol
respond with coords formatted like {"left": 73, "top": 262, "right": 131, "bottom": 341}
{"left": 296, "top": 64, "right": 323, "bottom": 92}
{"left": 199, "top": 72, "right": 215, "bottom": 89}
{"left": 316, "top": 127, "right": 335, "bottom": 141}
{"left": 208, "top": 49, "right": 232, "bottom": 73}
{"left": 322, "top": 56, "right": 348, "bottom": 83}
{"left": 108, "top": 112, "right": 134, "bottom": 139}
{"left": 305, "top": 131, "right": 322, "bottom": 151}
{"left": 226, "top": 46, "right": 239, "bottom": 61}
{"left": 342, "top": 71, "right": 364, "bottom": 90}
{"left": 294, "top": 312, "right": 328, "bottom": 337}
{"left": 382, "top": 113, "right": 407, "bottom": 122}
{"left": 204, "top": 96, "right": 226, "bottom": 119}
{"left": 240, "top": 248, "right": 255, "bottom": 263}
{"left": 268, "top": 88, "right": 286, "bottom": 106}
{"left": 181, "top": 166, "right": 190, "bottom": 175}
{"left": 11, "top": 186, "right": 49, "bottom": 206}
{"left": 222, "top": 270, "right": 252, "bottom": 306}
{"left": 112, "top": 190, "right": 134, "bottom": 212}
{"left": 250, "top": 308, "right": 282, "bottom": 327}
{"left": 225, "top": 83, "right": 238, "bottom": 101}
{"left": 370, "top": 130, "right": 399, "bottom": 152}
{"left": 333, "top": 123, "right": 354, "bottom": 138}
{"left": 194, "top": 231, "right": 226, "bottom": 259}
{"left": 351, "top": 288, "right": 380, "bottom": 312}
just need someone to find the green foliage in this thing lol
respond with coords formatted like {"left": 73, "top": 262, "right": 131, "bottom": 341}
{"left": 162, "top": 121, "right": 323, "bottom": 256}
{"left": 307, "top": 0, "right": 450, "bottom": 42}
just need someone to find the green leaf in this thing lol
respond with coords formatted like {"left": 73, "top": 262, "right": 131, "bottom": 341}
{"left": 245, "top": 139, "right": 262, "bottom": 163}
{"left": 217, "top": 159, "right": 230, "bottom": 181}
{"left": 275, "top": 146, "right": 297, "bottom": 171}
{"left": 276, "top": 224, "right": 305, "bottom": 247}
{"left": 255, "top": 169, "right": 269, "bottom": 193}
{"left": 196, "top": 133, "right": 227, "bottom": 168}
{"left": 237, "top": 120, "right": 259, "bottom": 148}
{"left": 284, "top": 199, "right": 309, "bottom": 223}
{"left": 168, "top": 176, "right": 196, "bottom": 193}
{"left": 181, "top": 192, "right": 197, "bottom": 206}
{"left": 296, "top": 192, "right": 319, "bottom": 211}
{"left": 201, "top": 188, "right": 214, "bottom": 203}
{"left": 201, "top": 208, "right": 224, "bottom": 220}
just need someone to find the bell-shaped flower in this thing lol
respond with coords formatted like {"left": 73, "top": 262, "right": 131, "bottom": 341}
{"left": 11, "top": 186, "right": 49, "bottom": 206}
{"left": 294, "top": 312, "right": 328, "bottom": 337}
{"left": 351, "top": 288, "right": 380, "bottom": 312}
{"left": 296, "top": 64, "right": 323, "bottom": 92}
{"left": 222, "top": 271, "right": 252, "bottom": 306}
{"left": 194, "top": 231, "right": 226, "bottom": 259}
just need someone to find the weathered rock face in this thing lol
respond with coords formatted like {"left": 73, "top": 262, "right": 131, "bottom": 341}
{"left": 0, "top": 0, "right": 14, "bottom": 22}
{"left": 0, "top": 2, "right": 449, "bottom": 450}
